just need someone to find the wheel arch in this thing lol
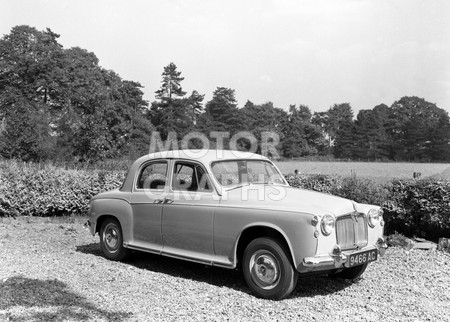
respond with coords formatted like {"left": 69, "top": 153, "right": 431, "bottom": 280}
{"left": 235, "top": 224, "right": 296, "bottom": 269}
{"left": 95, "top": 214, "right": 118, "bottom": 234}
{"left": 90, "top": 198, "right": 133, "bottom": 243}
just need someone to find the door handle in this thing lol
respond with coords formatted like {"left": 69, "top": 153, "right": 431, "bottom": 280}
{"left": 153, "top": 199, "right": 164, "bottom": 204}
{"left": 163, "top": 198, "right": 173, "bottom": 204}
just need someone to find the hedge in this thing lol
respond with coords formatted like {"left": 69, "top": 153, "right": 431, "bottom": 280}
{"left": 1, "top": 162, "right": 449, "bottom": 240}
{"left": 383, "top": 179, "right": 450, "bottom": 240}
{"left": 286, "top": 174, "right": 450, "bottom": 240}
{"left": 0, "top": 161, "right": 125, "bottom": 217}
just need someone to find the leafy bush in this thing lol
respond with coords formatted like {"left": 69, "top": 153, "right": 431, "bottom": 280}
{"left": 287, "top": 173, "right": 450, "bottom": 240}
{"left": 338, "top": 177, "right": 388, "bottom": 206}
{"left": 0, "top": 161, "right": 125, "bottom": 217}
{"left": 2, "top": 161, "right": 449, "bottom": 241}
{"left": 285, "top": 173, "right": 342, "bottom": 195}
{"left": 383, "top": 179, "right": 450, "bottom": 240}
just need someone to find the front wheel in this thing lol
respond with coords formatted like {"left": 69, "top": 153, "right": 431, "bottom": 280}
{"left": 99, "top": 218, "right": 129, "bottom": 261}
{"left": 243, "top": 238, "right": 298, "bottom": 300}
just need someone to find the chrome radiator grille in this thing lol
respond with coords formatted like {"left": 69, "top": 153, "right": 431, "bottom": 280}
{"left": 336, "top": 213, "right": 368, "bottom": 250}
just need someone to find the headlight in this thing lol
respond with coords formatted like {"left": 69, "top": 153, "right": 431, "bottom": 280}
{"left": 321, "top": 215, "right": 335, "bottom": 236}
{"left": 368, "top": 208, "right": 382, "bottom": 228}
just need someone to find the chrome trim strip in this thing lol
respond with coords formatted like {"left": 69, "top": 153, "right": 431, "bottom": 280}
{"left": 125, "top": 244, "right": 161, "bottom": 255}
{"left": 160, "top": 251, "right": 213, "bottom": 266}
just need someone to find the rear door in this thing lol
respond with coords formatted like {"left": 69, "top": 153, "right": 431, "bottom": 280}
{"left": 130, "top": 160, "right": 168, "bottom": 252}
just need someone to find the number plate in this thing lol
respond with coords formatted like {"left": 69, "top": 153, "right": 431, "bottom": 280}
{"left": 346, "top": 249, "right": 378, "bottom": 267}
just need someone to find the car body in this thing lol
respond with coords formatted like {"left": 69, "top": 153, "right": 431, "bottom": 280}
{"left": 87, "top": 149, "right": 387, "bottom": 300}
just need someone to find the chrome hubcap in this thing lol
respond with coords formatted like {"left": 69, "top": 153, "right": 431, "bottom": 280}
{"left": 249, "top": 250, "right": 280, "bottom": 290}
{"left": 104, "top": 224, "right": 119, "bottom": 252}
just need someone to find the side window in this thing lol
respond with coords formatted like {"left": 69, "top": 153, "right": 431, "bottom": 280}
{"left": 173, "top": 162, "right": 212, "bottom": 192}
{"left": 173, "top": 163, "right": 194, "bottom": 191}
{"left": 136, "top": 161, "right": 167, "bottom": 190}
{"left": 195, "top": 165, "right": 212, "bottom": 192}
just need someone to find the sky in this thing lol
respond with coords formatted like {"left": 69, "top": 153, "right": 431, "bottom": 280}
{"left": 1, "top": 0, "right": 449, "bottom": 115}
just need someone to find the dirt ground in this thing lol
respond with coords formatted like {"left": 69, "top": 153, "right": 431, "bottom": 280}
{"left": 1, "top": 216, "right": 449, "bottom": 321}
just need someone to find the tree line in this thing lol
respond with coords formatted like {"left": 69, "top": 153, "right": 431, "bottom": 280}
{"left": 1, "top": 25, "right": 449, "bottom": 162}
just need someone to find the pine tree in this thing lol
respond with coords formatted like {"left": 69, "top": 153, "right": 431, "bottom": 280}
{"left": 154, "top": 62, "right": 186, "bottom": 100}
{"left": 151, "top": 63, "right": 194, "bottom": 141}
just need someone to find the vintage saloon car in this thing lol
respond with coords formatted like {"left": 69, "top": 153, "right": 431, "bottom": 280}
{"left": 87, "top": 149, "right": 387, "bottom": 300}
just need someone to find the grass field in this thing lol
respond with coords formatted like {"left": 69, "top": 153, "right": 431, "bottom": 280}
{"left": 2, "top": 159, "right": 449, "bottom": 182}
{"left": 275, "top": 161, "right": 450, "bottom": 181}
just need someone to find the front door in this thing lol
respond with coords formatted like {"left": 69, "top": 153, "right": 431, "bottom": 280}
{"left": 161, "top": 160, "right": 219, "bottom": 264}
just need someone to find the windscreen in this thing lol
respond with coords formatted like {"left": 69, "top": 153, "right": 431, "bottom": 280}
{"left": 211, "top": 160, "right": 286, "bottom": 187}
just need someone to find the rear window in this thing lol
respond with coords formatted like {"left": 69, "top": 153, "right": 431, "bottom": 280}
{"left": 136, "top": 161, "right": 168, "bottom": 190}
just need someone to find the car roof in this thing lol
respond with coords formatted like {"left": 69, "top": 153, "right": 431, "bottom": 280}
{"left": 140, "top": 149, "right": 269, "bottom": 164}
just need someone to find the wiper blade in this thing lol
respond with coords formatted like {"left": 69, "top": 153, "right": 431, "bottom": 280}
{"left": 225, "top": 182, "right": 269, "bottom": 191}
{"left": 224, "top": 183, "right": 251, "bottom": 192}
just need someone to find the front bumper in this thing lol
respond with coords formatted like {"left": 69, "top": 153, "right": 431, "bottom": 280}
{"left": 299, "top": 237, "right": 388, "bottom": 272}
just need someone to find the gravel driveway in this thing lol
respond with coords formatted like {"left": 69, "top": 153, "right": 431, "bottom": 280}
{"left": 1, "top": 216, "right": 449, "bottom": 321}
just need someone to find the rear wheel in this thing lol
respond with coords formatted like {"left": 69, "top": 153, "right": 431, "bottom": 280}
{"left": 330, "top": 263, "right": 368, "bottom": 280}
{"left": 243, "top": 238, "right": 298, "bottom": 300}
{"left": 99, "top": 218, "right": 129, "bottom": 261}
